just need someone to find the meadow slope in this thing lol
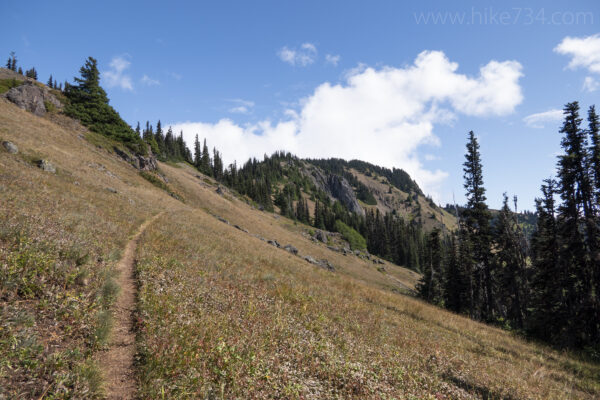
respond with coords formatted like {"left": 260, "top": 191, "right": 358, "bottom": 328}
{"left": 0, "top": 98, "right": 599, "bottom": 399}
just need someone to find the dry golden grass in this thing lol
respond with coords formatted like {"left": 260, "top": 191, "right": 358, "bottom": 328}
{"left": 1, "top": 98, "right": 599, "bottom": 399}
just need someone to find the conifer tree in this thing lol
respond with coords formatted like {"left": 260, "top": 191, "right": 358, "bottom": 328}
{"left": 201, "top": 139, "right": 211, "bottom": 176}
{"left": 494, "top": 193, "right": 528, "bottom": 329}
{"left": 461, "top": 131, "right": 494, "bottom": 321}
{"left": 529, "top": 179, "right": 560, "bottom": 341}
{"left": 65, "top": 57, "right": 141, "bottom": 148}
{"left": 418, "top": 228, "right": 444, "bottom": 305}
{"left": 47, "top": 75, "right": 53, "bottom": 87}
{"left": 193, "top": 134, "right": 202, "bottom": 169}
{"left": 9, "top": 51, "right": 16, "bottom": 72}
{"left": 18, "top": 67, "right": 23, "bottom": 75}
{"left": 154, "top": 120, "right": 165, "bottom": 157}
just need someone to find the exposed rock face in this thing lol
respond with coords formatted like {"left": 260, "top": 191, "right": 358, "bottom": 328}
{"left": 4, "top": 82, "right": 61, "bottom": 116}
{"left": 2, "top": 141, "right": 18, "bottom": 154}
{"left": 304, "top": 167, "right": 364, "bottom": 216}
{"left": 114, "top": 147, "right": 158, "bottom": 171}
{"left": 326, "top": 175, "right": 364, "bottom": 215}
{"left": 38, "top": 159, "right": 56, "bottom": 173}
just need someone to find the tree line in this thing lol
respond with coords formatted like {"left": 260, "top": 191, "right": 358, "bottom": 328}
{"left": 417, "top": 102, "right": 600, "bottom": 351}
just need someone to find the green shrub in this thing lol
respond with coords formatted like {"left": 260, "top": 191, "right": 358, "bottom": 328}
{"left": 0, "top": 78, "right": 23, "bottom": 94}
{"left": 334, "top": 220, "right": 367, "bottom": 250}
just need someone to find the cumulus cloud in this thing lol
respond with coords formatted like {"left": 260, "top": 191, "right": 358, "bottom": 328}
{"left": 102, "top": 55, "right": 133, "bottom": 91}
{"left": 278, "top": 43, "right": 317, "bottom": 66}
{"left": 141, "top": 74, "right": 160, "bottom": 86}
{"left": 555, "top": 34, "right": 600, "bottom": 91}
{"left": 523, "top": 109, "right": 563, "bottom": 129}
{"left": 325, "top": 54, "right": 341, "bottom": 66}
{"left": 171, "top": 50, "right": 523, "bottom": 199}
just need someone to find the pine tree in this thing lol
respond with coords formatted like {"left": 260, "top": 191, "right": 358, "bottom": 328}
{"left": 17, "top": 67, "right": 23, "bottom": 75}
{"left": 461, "top": 131, "right": 494, "bottom": 321}
{"left": 135, "top": 122, "right": 141, "bottom": 138}
{"left": 193, "top": 134, "right": 202, "bottom": 169}
{"left": 47, "top": 75, "right": 53, "bottom": 87}
{"left": 65, "top": 57, "right": 141, "bottom": 149}
{"left": 529, "top": 179, "right": 561, "bottom": 341}
{"left": 5, "top": 56, "right": 11, "bottom": 70}
{"left": 417, "top": 228, "right": 444, "bottom": 305}
{"left": 494, "top": 193, "right": 528, "bottom": 329}
{"left": 9, "top": 51, "right": 16, "bottom": 72}
{"left": 201, "top": 139, "right": 211, "bottom": 176}
{"left": 154, "top": 120, "right": 165, "bottom": 157}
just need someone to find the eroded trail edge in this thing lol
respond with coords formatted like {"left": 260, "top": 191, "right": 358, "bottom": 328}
{"left": 99, "top": 213, "right": 163, "bottom": 400}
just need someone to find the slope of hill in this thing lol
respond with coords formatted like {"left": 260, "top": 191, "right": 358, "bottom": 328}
{"left": 1, "top": 87, "right": 599, "bottom": 398}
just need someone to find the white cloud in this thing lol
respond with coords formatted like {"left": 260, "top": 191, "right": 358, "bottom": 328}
{"left": 583, "top": 76, "right": 600, "bottom": 92}
{"left": 102, "top": 55, "right": 133, "bottom": 91}
{"left": 171, "top": 50, "right": 523, "bottom": 200}
{"left": 523, "top": 109, "right": 563, "bottom": 129}
{"left": 278, "top": 43, "right": 317, "bottom": 66}
{"left": 325, "top": 54, "right": 341, "bottom": 66}
{"left": 227, "top": 99, "right": 254, "bottom": 114}
{"left": 141, "top": 74, "right": 160, "bottom": 86}
{"left": 555, "top": 34, "right": 600, "bottom": 92}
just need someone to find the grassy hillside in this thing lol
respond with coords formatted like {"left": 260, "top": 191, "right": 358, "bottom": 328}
{"left": 1, "top": 97, "right": 599, "bottom": 398}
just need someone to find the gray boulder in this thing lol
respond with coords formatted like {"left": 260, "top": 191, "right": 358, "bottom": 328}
{"left": 314, "top": 230, "right": 328, "bottom": 243}
{"left": 106, "top": 187, "right": 118, "bottom": 194}
{"left": 2, "top": 141, "right": 18, "bottom": 154}
{"left": 217, "top": 217, "right": 230, "bottom": 225}
{"left": 283, "top": 244, "right": 298, "bottom": 255}
{"left": 5, "top": 82, "right": 60, "bottom": 116}
{"left": 38, "top": 159, "right": 56, "bottom": 173}
{"left": 268, "top": 239, "right": 281, "bottom": 248}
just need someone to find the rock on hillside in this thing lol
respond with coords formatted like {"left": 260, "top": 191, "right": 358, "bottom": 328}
{"left": 4, "top": 81, "right": 61, "bottom": 116}
{"left": 306, "top": 166, "right": 364, "bottom": 216}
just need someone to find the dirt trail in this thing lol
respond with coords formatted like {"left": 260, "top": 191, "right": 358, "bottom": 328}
{"left": 99, "top": 213, "right": 163, "bottom": 399}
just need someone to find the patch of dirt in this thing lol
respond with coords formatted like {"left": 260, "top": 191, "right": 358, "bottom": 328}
{"left": 98, "top": 213, "right": 162, "bottom": 399}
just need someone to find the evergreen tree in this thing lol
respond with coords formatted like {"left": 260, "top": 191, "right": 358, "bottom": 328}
{"left": 461, "top": 131, "right": 494, "bottom": 321}
{"left": 47, "top": 75, "right": 53, "bottom": 87}
{"left": 529, "top": 179, "right": 561, "bottom": 341}
{"left": 193, "top": 134, "right": 202, "bottom": 169}
{"left": 135, "top": 122, "right": 141, "bottom": 138}
{"left": 8, "top": 51, "right": 16, "bottom": 72}
{"left": 494, "top": 193, "right": 528, "bottom": 329}
{"left": 418, "top": 228, "right": 444, "bottom": 305}
{"left": 65, "top": 57, "right": 142, "bottom": 150}
{"left": 201, "top": 139, "right": 211, "bottom": 176}
{"left": 154, "top": 120, "right": 165, "bottom": 157}
{"left": 17, "top": 67, "right": 23, "bottom": 75}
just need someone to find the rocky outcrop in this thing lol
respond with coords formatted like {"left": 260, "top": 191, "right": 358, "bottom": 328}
{"left": 113, "top": 146, "right": 158, "bottom": 171}
{"left": 326, "top": 175, "right": 364, "bottom": 215}
{"left": 38, "top": 159, "right": 56, "bottom": 173}
{"left": 304, "top": 166, "right": 364, "bottom": 216}
{"left": 4, "top": 82, "right": 61, "bottom": 116}
{"left": 283, "top": 244, "right": 298, "bottom": 255}
{"left": 313, "top": 230, "right": 328, "bottom": 243}
{"left": 2, "top": 141, "right": 18, "bottom": 154}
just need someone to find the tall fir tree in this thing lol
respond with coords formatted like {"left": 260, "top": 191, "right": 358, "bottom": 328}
{"left": 461, "top": 131, "right": 494, "bottom": 321}
{"left": 193, "top": 134, "right": 202, "bottom": 169}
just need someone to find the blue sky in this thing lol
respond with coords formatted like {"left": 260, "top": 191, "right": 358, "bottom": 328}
{"left": 2, "top": 0, "right": 600, "bottom": 209}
